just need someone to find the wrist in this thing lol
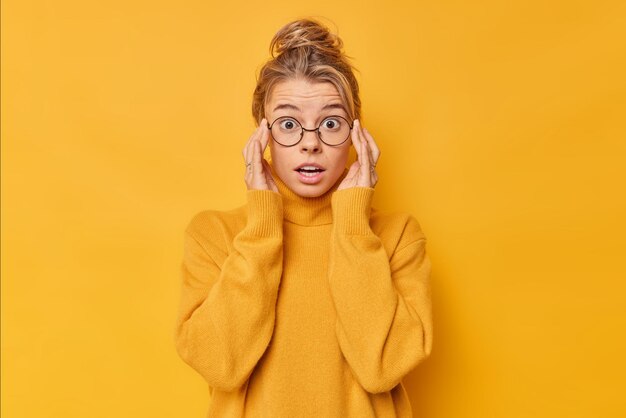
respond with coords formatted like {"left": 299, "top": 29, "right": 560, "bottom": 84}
{"left": 246, "top": 190, "right": 284, "bottom": 236}
{"left": 331, "top": 187, "right": 375, "bottom": 234}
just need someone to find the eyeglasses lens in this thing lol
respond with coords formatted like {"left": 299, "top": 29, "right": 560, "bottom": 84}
{"left": 270, "top": 116, "right": 350, "bottom": 146}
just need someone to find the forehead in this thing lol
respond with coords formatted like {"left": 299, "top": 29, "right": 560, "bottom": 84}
{"left": 267, "top": 78, "right": 344, "bottom": 112}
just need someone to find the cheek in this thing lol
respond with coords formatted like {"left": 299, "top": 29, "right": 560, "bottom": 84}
{"left": 333, "top": 146, "right": 351, "bottom": 165}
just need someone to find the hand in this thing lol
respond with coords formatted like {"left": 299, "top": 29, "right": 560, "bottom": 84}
{"left": 337, "top": 119, "right": 380, "bottom": 191}
{"left": 242, "top": 118, "right": 279, "bottom": 192}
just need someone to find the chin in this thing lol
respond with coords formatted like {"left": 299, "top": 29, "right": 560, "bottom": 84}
{"left": 292, "top": 182, "right": 330, "bottom": 198}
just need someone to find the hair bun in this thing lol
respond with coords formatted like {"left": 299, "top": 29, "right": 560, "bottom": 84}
{"left": 270, "top": 18, "right": 343, "bottom": 58}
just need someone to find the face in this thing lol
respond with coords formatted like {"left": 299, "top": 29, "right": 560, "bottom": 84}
{"left": 265, "top": 78, "right": 352, "bottom": 198}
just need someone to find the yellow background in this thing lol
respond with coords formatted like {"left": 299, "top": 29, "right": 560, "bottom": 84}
{"left": 2, "top": 0, "right": 625, "bottom": 417}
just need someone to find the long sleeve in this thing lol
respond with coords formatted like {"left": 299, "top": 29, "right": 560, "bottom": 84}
{"left": 174, "top": 190, "right": 284, "bottom": 392}
{"left": 328, "top": 187, "right": 433, "bottom": 394}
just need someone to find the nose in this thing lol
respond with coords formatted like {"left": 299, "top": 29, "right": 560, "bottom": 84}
{"left": 299, "top": 129, "right": 322, "bottom": 153}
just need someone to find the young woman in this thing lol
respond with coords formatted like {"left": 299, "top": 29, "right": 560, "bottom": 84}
{"left": 175, "top": 18, "right": 433, "bottom": 418}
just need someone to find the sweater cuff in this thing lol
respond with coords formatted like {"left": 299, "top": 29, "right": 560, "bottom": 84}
{"left": 331, "top": 187, "right": 375, "bottom": 234}
{"left": 246, "top": 190, "right": 283, "bottom": 237}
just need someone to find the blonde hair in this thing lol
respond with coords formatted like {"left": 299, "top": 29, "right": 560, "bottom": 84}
{"left": 252, "top": 18, "right": 361, "bottom": 126}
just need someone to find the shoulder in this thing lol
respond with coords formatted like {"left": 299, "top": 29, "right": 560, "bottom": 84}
{"left": 184, "top": 204, "right": 247, "bottom": 255}
{"left": 369, "top": 206, "right": 427, "bottom": 254}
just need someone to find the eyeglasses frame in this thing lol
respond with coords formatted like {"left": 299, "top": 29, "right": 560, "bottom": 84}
{"left": 266, "top": 115, "right": 354, "bottom": 147}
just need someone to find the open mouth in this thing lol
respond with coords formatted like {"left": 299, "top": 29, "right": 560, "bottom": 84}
{"left": 295, "top": 167, "right": 325, "bottom": 176}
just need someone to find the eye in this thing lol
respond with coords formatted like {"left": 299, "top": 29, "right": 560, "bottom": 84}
{"left": 321, "top": 117, "right": 343, "bottom": 131}
{"left": 277, "top": 118, "right": 300, "bottom": 131}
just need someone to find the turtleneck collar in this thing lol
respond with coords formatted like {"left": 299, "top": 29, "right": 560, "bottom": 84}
{"left": 267, "top": 160, "right": 349, "bottom": 226}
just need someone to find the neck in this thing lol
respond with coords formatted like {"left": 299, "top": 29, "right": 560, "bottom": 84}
{"left": 267, "top": 160, "right": 348, "bottom": 226}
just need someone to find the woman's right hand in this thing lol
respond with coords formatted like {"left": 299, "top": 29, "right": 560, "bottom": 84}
{"left": 242, "top": 118, "right": 279, "bottom": 192}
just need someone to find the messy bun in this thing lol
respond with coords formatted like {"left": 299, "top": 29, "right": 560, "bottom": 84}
{"left": 270, "top": 19, "right": 343, "bottom": 59}
{"left": 252, "top": 18, "right": 361, "bottom": 124}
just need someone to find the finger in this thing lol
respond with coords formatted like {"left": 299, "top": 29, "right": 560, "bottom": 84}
{"left": 244, "top": 124, "right": 263, "bottom": 171}
{"left": 245, "top": 138, "right": 259, "bottom": 179}
{"left": 362, "top": 127, "right": 380, "bottom": 165}
{"left": 244, "top": 141, "right": 253, "bottom": 177}
{"left": 357, "top": 120, "right": 372, "bottom": 171}
{"left": 351, "top": 119, "right": 361, "bottom": 148}
{"left": 253, "top": 138, "right": 264, "bottom": 178}
{"left": 360, "top": 135, "right": 370, "bottom": 184}
{"left": 260, "top": 118, "right": 269, "bottom": 150}
{"left": 245, "top": 125, "right": 261, "bottom": 158}
{"left": 243, "top": 128, "right": 256, "bottom": 167}
{"left": 351, "top": 119, "right": 362, "bottom": 165}
{"left": 243, "top": 132, "right": 252, "bottom": 163}
{"left": 359, "top": 125, "right": 375, "bottom": 166}
{"left": 358, "top": 125, "right": 376, "bottom": 186}
{"left": 356, "top": 123, "right": 369, "bottom": 169}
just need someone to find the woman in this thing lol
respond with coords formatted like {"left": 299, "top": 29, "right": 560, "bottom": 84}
{"left": 174, "top": 18, "right": 433, "bottom": 418}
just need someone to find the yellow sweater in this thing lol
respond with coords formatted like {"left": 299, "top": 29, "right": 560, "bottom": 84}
{"left": 174, "top": 161, "right": 433, "bottom": 418}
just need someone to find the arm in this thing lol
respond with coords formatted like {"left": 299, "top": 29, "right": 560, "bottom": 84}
{"left": 329, "top": 187, "right": 433, "bottom": 394}
{"left": 174, "top": 190, "right": 284, "bottom": 391}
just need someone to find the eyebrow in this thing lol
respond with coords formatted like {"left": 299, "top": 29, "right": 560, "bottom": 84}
{"left": 272, "top": 103, "right": 348, "bottom": 113}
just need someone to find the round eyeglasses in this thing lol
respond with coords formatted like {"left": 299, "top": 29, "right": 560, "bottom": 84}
{"left": 267, "top": 115, "right": 353, "bottom": 147}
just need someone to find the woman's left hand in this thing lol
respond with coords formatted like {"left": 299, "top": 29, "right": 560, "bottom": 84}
{"left": 337, "top": 119, "right": 381, "bottom": 190}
